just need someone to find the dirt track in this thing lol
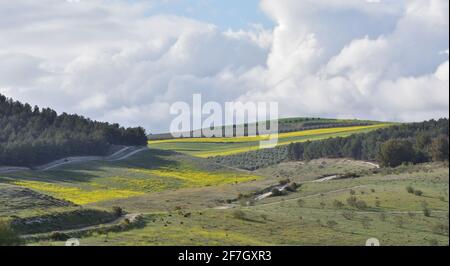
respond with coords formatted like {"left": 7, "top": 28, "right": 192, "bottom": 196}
{"left": 0, "top": 146, "right": 148, "bottom": 174}
{"left": 21, "top": 213, "right": 142, "bottom": 240}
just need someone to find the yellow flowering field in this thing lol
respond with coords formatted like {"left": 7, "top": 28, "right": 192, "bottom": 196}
{"left": 149, "top": 124, "right": 390, "bottom": 158}
{"left": 132, "top": 165, "right": 259, "bottom": 187}
{"left": 12, "top": 181, "right": 144, "bottom": 205}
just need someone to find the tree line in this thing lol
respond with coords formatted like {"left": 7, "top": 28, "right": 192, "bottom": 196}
{"left": 287, "top": 119, "right": 448, "bottom": 167}
{"left": 212, "top": 119, "right": 449, "bottom": 170}
{"left": 0, "top": 94, "right": 148, "bottom": 167}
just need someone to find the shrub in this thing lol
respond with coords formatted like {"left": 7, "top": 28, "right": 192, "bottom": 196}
{"left": 49, "top": 232, "right": 70, "bottom": 241}
{"left": 326, "top": 220, "right": 338, "bottom": 228}
{"left": 355, "top": 200, "right": 368, "bottom": 210}
{"left": 279, "top": 179, "right": 291, "bottom": 186}
{"left": 261, "top": 214, "right": 268, "bottom": 221}
{"left": 342, "top": 211, "right": 354, "bottom": 220}
{"left": 271, "top": 188, "right": 284, "bottom": 197}
{"left": 423, "top": 207, "right": 432, "bottom": 217}
{"left": 112, "top": 206, "right": 124, "bottom": 217}
{"left": 414, "top": 190, "right": 424, "bottom": 196}
{"left": 406, "top": 186, "right": 415, "bottom": 194}
{"left": 286, "top": 182, "right": 300, "bottom": 192}
{"left": 379, "top": 213, "right": 386, "bottom": 222}
{"left": 349, "top": 190, "right": 356, "bottom": 196}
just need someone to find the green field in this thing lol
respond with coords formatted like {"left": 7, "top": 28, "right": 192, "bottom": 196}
{"left": 149, "top": 124, "right": 390, "bottom": 158}
{"left": 0, "top": 149, "right": 260, "bottom": 207}
{"left": 31, "top": 161, "right": 449, "bottom": 246}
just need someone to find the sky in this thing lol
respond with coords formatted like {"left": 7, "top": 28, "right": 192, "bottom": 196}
{"left": 143, "top": 0, "right": 274, "bottom": 30}
{"left": 0, "top": 0, "right": 448, "bottom": 133}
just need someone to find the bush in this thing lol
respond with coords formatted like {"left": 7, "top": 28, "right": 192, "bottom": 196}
{"left": 342, "top": 211, "right": 354, "bottom": 220}
{"left": 297, "top": 199, "right": 305, "bottom": 207}
{"left": 0, "top": 220, "right": 22, "bottom": 246}
{"left": 279, "top": 179, "right": 291, "bottom": 186}
{"left": 49, "top": 232, "right": 70, "bottom": 241}
{"left": 326, "top": 220, "right": 338, "bottom": 228}
{"left": 355, "top": 200, "right": 368, "bottom": 210}
{"left": 271, "top": 188, "right": 284, "bottom": 197}
{"left": 406, "top": 186, "right": 415, "bottom": 194}
{"left": 112, "top": 206, "right": 124, "bottom": 217}
{"left": 286, "top": 182, "right": 300, "bottom": 192}
{"left": 423, "top": 207, "right": 432, "bottom": 217}
{"left": 414, "top": 190, "right": 424, "bottom": 196}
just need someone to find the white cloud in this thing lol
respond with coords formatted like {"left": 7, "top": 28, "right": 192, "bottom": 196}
{"left": 242, "top": 0, "right": 449, "bottom": 122}
{"left": 0, "top": 0, "right": 448, "bottom": 132}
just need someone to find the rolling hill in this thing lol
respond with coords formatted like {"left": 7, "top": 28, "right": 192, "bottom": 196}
{"left": 149, "top": 122, "right": 390, "bottom": 158}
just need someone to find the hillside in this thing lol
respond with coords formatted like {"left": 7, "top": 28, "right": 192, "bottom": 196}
{"left": 148, "top": 117, "right": 382, "bottom": 140}
{"left": 149, "top": 123, "right": 390, "bottom": 158}
{"left": 0, "top": 94, "right": 148, "bottom": 167}
{"left": 32, "top": 161, "right": 450, "bottom": 246}
{"left": 211, "top": 119, "right": 449, "bottom": 170}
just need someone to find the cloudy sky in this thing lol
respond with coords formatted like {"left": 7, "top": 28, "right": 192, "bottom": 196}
{"left": 0, "top": 0, "right": 448, "bottom": 133}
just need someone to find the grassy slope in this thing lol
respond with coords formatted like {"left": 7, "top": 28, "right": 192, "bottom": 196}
{"left": 37, "top": 161, "right": 449, "bottom": 246}
{"left": 0, "top": 183, "right": 78, "bottom": 218}
{"left": 149, "top": 124, "right": 390, "bottom": 158}
{"left": 0, "top": 149, "right": 260, "bottom": 206}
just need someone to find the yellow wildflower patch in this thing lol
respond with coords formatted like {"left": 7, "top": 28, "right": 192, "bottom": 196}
{"left": 12, "top": 181, "right": 144, "bottom": 205}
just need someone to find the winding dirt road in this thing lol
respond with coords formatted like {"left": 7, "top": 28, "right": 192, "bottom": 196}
{"left": 0, "top": 146, "right": 148, "bottom": 174}
{"left": 21, "top": 213, "right": 142, "bottom": 240}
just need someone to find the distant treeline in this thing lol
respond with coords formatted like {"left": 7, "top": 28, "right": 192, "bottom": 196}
{"left": 211, "top": 119, "right": 449, "bottom": 170}
{"left": 0, "top": 94, "right": 148, "bottom": 167}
